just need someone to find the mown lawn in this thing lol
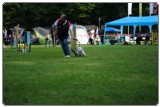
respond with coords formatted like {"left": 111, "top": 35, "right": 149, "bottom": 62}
{"left": 3, "top": 45, "right": 158, "bottom": 105}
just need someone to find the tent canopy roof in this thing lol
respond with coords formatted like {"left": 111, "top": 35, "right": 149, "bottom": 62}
{"left": 105, "top": 15, "right": 158, "bottom": 26}
{"left": 105, "top": 27, "right": 121, "bottom": 33}
{"left": 32, "top": 27, "right": 50, "bottom": 37}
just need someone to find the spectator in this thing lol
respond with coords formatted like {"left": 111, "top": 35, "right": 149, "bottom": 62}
{"left": 110, "top": 33, "right": 121, "bottom": 45}
{"left": 94, "top": 34, "right": 101, "bottom": 45}
{"left": 136, "top": 31, "right": 142, "bottom": 45}
{"left": 14, "top": 24, "right": 20, "bottom": 36}
{"left": 93, "top": 26, "right": 99, "bottom": 45}
{"left": 4, "top": 28, "right": 7, "bottom": 37}
{"left": 88, "top": 27, "right": 95, "bottom": 45}
{"left": 144, "top": 33, "right": 150, "bottom": 45}
{"left": 3, "top": 29, "right": 4, "bottom": 37}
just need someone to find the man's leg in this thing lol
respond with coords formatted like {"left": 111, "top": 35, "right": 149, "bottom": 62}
{"left": 63, "top": 38, "right": 70, "bottom": 56}
{"left": 60, "top": 40, "right": 66, "bottom": 55}
{"left": 60, "top": 39, "right": 70, "bottom": 56}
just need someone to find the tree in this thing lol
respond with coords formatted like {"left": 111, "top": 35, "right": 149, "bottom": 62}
{"left": 3, "top": 3, "right": 152, "bottom": 30}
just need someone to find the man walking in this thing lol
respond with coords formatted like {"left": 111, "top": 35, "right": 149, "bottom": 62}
{"left": 52, "top": 14, "right": 71, "bottom": 57}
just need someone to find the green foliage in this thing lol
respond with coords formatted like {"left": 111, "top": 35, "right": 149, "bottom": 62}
{"left": 3, "top": 45, "right": 158, "bottom": 105}
{"left": 3, "top": 3, "right": 21, "bottom": 27}
{"left": 3, "top": 3, "right": 152, "bottom": 29}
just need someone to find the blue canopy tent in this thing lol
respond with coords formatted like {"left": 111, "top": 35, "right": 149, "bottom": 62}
{"left": 104, "top": 15, "right": 158, "bottom": 40}
{"left": 105, "top": 27, "right": 121, "bottom": 33}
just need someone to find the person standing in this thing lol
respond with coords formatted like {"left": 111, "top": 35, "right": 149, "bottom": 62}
{"left": 52, "top": 14, "right": 71, "bottom": 58}
{"left": 4, "top": 28, "right": 7, "bottom": 37}
{"left": 93, "top": 26, "right": 99, "bottom": 45}
{"left": 88, "top": 27, "right": 95, "bottom": 45}
{"left": 3, "top": 29, "right": 4, "bottom": 37}
{"left": 14, "top": 24, "right": 20, "bottom": 52}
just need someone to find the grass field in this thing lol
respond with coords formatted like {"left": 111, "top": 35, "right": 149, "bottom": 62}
{"left": 3, "top": 45, "right": 158, "bottom": 105}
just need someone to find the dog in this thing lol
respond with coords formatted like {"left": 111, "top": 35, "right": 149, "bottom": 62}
{"left": 71, "top": 41, "right": 86, "bottom": 57}
{"left": 76, "top": 46, "right": 86, "bottom": 57}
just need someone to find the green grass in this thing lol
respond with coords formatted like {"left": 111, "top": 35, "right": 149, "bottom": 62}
{"left": 3, "top": 45, "right": 158, "bottom": 105}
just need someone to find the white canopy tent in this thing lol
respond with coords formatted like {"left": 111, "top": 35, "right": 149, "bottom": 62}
{"left": 69, "top": 25, "right": 89, "bottom": 44}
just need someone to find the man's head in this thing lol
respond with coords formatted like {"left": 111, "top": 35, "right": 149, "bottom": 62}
{"left": 60, "top": 14, "right": 66, "bottom": 22}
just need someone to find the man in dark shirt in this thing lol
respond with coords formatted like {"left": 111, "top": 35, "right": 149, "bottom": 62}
{"left": 52, "top": 14, "right": 71, "bottom": 58}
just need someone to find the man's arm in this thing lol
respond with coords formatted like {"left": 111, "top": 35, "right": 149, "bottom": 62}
{"left": 52, "top": 19, "right": 59, "bottom": 35}
{"left": 53, "top": 19, "right": 58, "bottom": 28}
{"left": 69, "top": 23, "right": 78, "bottom": 41}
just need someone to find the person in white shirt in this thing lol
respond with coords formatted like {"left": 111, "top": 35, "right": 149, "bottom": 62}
{"left": 115, "top": 33, "right": 121, "bottom": 41}
{"left": 110, "top": 33, "right": 121, "bottom": 45}
{"left": 94, "top": 26, "right": 101, "bottom": 45}
{"left": 88, "top": 27, "right": 95, "bottom": 45}
{"left": 3, "top": 28, "right": 7, "bottom": 37}
{"left": 94, "top": 34, "right": 101, "bottom": 45}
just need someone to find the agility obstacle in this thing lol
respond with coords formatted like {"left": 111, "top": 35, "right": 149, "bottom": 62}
{"left": 71, "top": 23, "right": 77, "bottom": 53}
{"left": 17, "top": 31, "right": 31, "bottom": 52}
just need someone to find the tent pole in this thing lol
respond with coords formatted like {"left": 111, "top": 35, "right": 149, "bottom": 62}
{"left": 128, "top": 26, "right": 130, "bottom": 36}
{"left": 149, "top": 25, "right": 152, "bottom": 33}
{"left": 133, "top": 25, "right": 137, "bottom": 44}
{"left": 120, "top": 26, "right": 123, "bottom": 35}
{"left": 139, "top": 3, "right": 142, "bottom": 32}
{"left": 139, "top": 26, "right": 141, "bottom": 32}
{"left": 149, "top": 25, "right": 153, "bottom": 44}
{"left": 104, "top": 24, "right": 106, "bottom": 44}
{"left": 128, "top": 14, "right": 130, "bottom": 36}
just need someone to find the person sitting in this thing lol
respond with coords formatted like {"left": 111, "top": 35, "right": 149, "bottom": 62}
{"left": 110, "top": 33, "right": 121, "bottom": 45}
{"left": 144, "top": 33, "right": 150, "bottom": 45}
{"left": 94, "top": 34, "right": 101, "bottom": 45}
{"left": 136, "top": 31, "right": 142, "bottom": 45}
